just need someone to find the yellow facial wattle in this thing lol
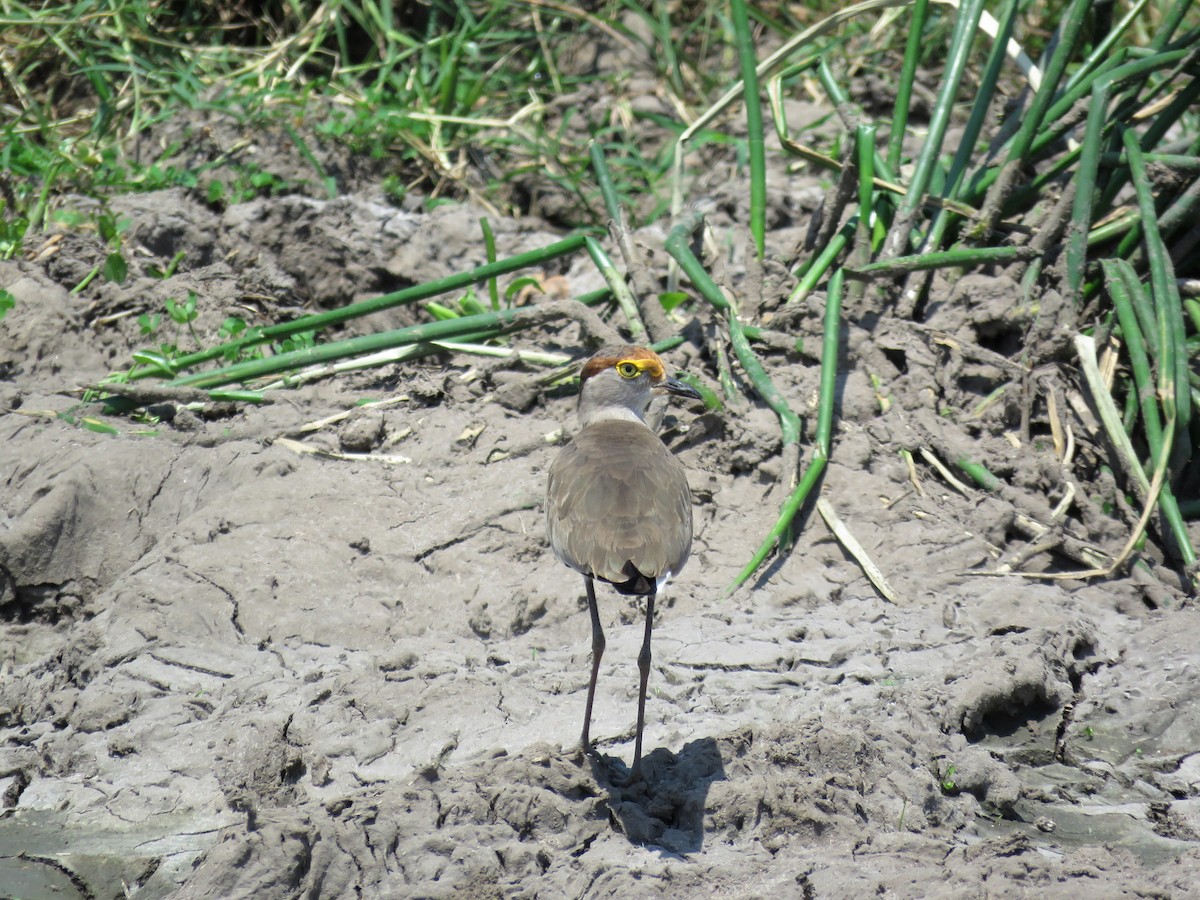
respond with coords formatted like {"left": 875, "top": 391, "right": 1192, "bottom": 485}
{"left": 615, "top": 357, "right": 663, "bottom": 380}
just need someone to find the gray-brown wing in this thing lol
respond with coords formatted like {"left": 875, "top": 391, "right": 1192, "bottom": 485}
{"left": 546, "top": 420, "right": 692, "bottom": 585}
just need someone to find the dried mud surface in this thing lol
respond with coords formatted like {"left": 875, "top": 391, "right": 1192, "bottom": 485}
{"left": 3, "top": 112, "right": 1200, "bottom": 899}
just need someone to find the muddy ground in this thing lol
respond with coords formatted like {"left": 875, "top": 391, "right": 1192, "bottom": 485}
{"left": 2, "top": 103, "right": 1200, "bottom": 899}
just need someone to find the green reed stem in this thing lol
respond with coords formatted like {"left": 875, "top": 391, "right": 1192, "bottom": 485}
{"left": 1065, "top": 78, "right": 1110, "bottom": 302}
{"left": 882, "top": 0, "right": 985, "bottom": 257}
{"left": 132, "top": 234, "right": 589, "bottom": 380}
{"left": 887, "top": 0, "right": 930, "bottom": 173}
{"left": 728, "top": 268, "right": 843, "bottom": 592}
{"left": 585, "top": 236, "right": 648, "bottom": 343}
{"left": 1104, "top": 259, "right": 1196, "bottom": 571}
{"left": 851, "top": 244, "right": 1038, "bottom": 277}
{"left": 730, "top": 0, "right": 766, "bottom": 259}
{"left": 1124, "top": 128, "right": 1189, "bottom": 429}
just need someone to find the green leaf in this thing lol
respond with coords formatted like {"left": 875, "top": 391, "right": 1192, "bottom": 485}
{"left": 0, "top": 217, "right": 28, "bottom": 259}
{"left": 505, "top": 276, "right": 542, "bottom": 302}
{"left": 103, "top": 251, "right": 128, "bottom": 284}
{"left": 425, "top": 301, "right": 460, "bottom": 321}
{"left": 0, "top": 289, "right": 14, "bottom": 320}
{"left": 658, "top": 291, "right": 689, "bottom": 313}
{"left": 52, "top": 209, "right": 85, "bottom": 228}
{"left": 458, "top": 289, "right": 487, "bottom": 316}
{"left": 165, "top": 291, "right": 198, "bottom": 324}
{"left": 81, "top": 417, "right": 121, "bottom": 435}
{"left": 131, "top": 350, "right": 177, "bottom": 376}
{"left": 98, "top": 214, "right": 118, "bottom": 244}
{"left": 276, "top": 330, "right": 316, "bottom": 353}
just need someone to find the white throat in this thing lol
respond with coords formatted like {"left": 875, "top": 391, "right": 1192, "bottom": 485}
{"left": 578, "top": 403, "right": 646, "bottom": 428}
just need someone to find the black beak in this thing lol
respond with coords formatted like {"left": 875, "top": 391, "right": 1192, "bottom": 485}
{"left": 660, "top": 376, "right": 703, "bottom": 402}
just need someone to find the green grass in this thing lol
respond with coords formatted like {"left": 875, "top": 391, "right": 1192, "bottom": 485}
{"left": 0, "top": 0, "right": 950, "bottom": 242}
{"left": 0, "top": 0, "right": 763, "bottom": 244}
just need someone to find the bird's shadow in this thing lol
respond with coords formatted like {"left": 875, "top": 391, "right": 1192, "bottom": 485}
{"left": 587, "top": 737, "right": 725, "bottom": 852}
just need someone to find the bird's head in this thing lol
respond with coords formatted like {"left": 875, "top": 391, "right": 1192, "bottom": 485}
{"left": 576, "top": 345, "right": 701, "bottom": 425}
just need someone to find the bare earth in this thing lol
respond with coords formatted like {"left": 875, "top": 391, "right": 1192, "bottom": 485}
{"left": 2, "top": 120, "right": 1199, "bottom": 898}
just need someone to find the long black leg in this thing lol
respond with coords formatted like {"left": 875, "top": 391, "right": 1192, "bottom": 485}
{"left": 581, "top": 575, "right": 605, "bottom": 753}
{"left": 631, "top": 589, "right": 655, "bottom": 780}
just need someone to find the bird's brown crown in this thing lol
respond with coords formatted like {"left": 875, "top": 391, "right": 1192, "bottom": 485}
{"left": 579, "top": 346, "right": 665, "bottom": 385}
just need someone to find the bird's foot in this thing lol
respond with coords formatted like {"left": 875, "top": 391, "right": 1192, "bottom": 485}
{"left": 614, "top": 766, "right": 645, "bottom": 788}
{"left": 576, "top": 737, "right": 599, "bottom": 766}
{"left": 627, "top": 750, "right": 650, "bottom": 782}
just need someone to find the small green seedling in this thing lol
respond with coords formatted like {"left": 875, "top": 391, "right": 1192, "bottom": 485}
{"left": 165, "top": 292, "right": 198, "bottom": 326}
{"left": 275, "top": 330, "right": 316, "bottom": 354}
{"left": 97, "top": 210, "right": 131, "bottom": 284}
{"left": 940, "top": 764, "right": 957, "bottom": 793}
{"left": 147, "top": 250, "right": 186, "bottom": 280}
{"left": 0, "top": 213, "right": 28, "bottom": 261}
{"left": 138, "top": 312, "right": 162, "bottom": 336}
{"left": 164, "top": 290, "right": 202, "bottom": 351}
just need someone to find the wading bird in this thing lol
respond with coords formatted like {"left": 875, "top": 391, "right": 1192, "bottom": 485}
{"left": 546, "top": 346, "right": 701, "bottom": 781}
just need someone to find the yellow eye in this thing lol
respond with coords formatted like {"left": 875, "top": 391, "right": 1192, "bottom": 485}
{"left": 616, "top": 361, "right": 640, "bottom": 378}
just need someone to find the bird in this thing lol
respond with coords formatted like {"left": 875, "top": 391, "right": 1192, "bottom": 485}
{"left": 545, "top": 345, "right": 701, "bottom": 781}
